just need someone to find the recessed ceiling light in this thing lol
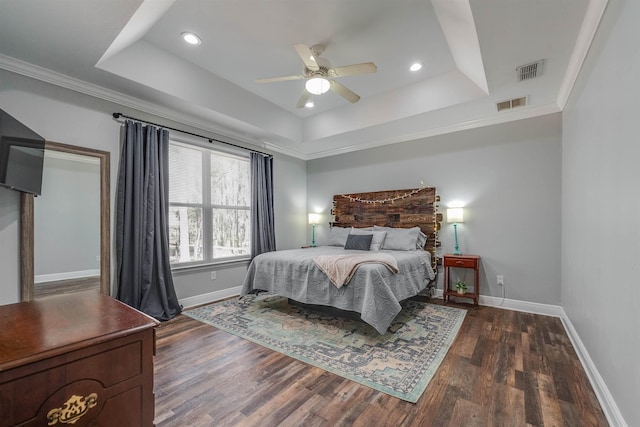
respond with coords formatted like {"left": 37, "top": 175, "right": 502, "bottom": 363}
{"left": 305, "top": 101, "right": 315, "bottom": 108}
{"left": 181, "top": 32, "right": 201, "bottom": 45}
{"left": 410, "top": 62, "right": 422, "bottom": 72}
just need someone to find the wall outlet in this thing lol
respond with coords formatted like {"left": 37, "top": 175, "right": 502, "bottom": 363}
{"left": 210, "top": 271, "right": 217, "bottom": 280}
{"left": 96, "top": 255, "right": 101, "bottom": 262}
{"left": 497, "top": 275, "right": 504, "bottom": 286}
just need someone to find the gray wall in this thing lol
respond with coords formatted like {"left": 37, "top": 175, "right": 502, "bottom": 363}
{"left": 308, "top": 113, "right": 562, "bottom": 305}
{"left": 35, "top": 155, "right": 101, "bottom": 278}
{"left": 2, "top": 5, "right": 636, "bottom": 421}
{"left": 0, "top": 70, "right": 307, "bottom": 305}
{"left": 562, "top": 0, "right": 639, "bottom": 424}
{"left": 0, "top": 189, "right": 20, "bottom": 303}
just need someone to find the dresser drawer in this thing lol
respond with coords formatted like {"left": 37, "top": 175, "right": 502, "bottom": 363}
{"left": 0, "top": 293, "right": 158, "bottom": 427}
{"left": 444, "top": 257, "right": 477, "bottom": 268}
{"left": 0, "top": 333, "right": 151, "bottom": 427}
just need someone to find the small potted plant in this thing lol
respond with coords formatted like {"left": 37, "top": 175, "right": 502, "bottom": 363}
{"left": 455, "top": 280, "right": 467, "bottom": 295}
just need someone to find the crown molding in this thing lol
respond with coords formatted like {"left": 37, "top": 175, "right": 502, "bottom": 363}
{"left": 0, "top": 50, "right": 575, "bottom": 162}
{"left": 260, "top": 141, "right": 308, "bottom": 160}
{"left": 0, "top": 54, "right": 287, "bottom": 157}
{"left": 557, "top": 0, "right": 609, "bottom": 109}
{"left": 304, "top": 103, "right": 561, "bottom": 160}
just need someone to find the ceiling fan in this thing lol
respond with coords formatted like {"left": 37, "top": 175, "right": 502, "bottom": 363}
{"left": 255, "top": 43, "right": 377, "bottom": 108}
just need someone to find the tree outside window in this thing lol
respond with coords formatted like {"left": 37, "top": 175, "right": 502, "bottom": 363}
{"left": 168, "top": 141, "right": 250, "bottom": 265}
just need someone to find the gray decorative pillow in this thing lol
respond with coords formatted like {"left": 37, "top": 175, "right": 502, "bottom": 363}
{"left": 344, "top": 234, "right": 373, "bottom": 251}
{"left": 416, "top": 230, "right": 427, "bottom": 249}
{"left": 373, "top": 226, "right": 421, "bottom": 251}
{"left": 350, "top": 228, "right": 387, "bottom": 251}
{"left": 326, "top": 226, "right": 351, "bottom": 246}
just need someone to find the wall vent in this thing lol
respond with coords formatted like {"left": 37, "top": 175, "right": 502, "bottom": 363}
{"left": 516, "top": 59, "right": 544, "bottom": 81}
{"left": 497, "top": 96, "right": 528, "bottom": 111}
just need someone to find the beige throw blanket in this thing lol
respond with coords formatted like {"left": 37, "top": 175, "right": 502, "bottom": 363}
{"left": 313, "top": 253, "right": 399, "bottom": 288}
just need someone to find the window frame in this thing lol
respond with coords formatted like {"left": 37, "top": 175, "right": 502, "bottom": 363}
{"left": 168, "top": 137, "right": 251, "bottom": 269}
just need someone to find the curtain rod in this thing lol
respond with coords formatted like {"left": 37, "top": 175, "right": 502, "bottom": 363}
{"left": 112, "top": 112, "right": 272, "bottom": 157}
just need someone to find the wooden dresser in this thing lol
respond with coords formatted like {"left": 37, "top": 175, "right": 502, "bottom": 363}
{"left": 0, "top": 291, "right": 159, "bottom": 427}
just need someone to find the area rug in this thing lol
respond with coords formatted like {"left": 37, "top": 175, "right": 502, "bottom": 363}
{"left": 184, "top": 294, "right": 466, "bottom": 403}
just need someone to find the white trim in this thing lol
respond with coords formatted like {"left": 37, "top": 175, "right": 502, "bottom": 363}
{"left": 432, "top": 288, "right": 627, "bottom": 426}
{"left": 433, "top": 289, "right": 564, "bottom": 317}
{"left": 0, "top": 54, "right": 274, "bottom": 156}
{"left": 557, "top": 0, "right": 609, "bottom": 109}
{"left": 478, "top": 294, "right": 564, "bottom": 317}
{"left": 0, "top": 0, "right": 609, "bottom": 161}
{"left": 303, "top": 103, "right": 561, "bottom": 160}
{"left": 179, "top": 286, "right": 242, "bottom": 309}
{"left": 45, "top": 149, "right": 100, "bottom": 165}
{"left": 35, "top": 269, "right": 100, "bottom": 284}
{"left": 261, "top": 141, "right": 308, "bottom": 160}
{"left": 559, "top": 310, "right": 629, "bottom": 427}
{"left": 0, "top": 54, "right": 564, "bottom": 162}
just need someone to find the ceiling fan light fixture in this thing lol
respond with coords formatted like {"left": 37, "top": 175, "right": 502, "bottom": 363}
{"left": 181, "top": 32, "right": 201, "bottom": 45}
{"left": 305, "top": 101, "right": 315, "bottom": 108}
{"left": 305, "top": 77, "right": 330, "bottom": 95}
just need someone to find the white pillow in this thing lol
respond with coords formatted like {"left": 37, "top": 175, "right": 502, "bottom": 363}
{"left": 350, "top": 228, "right": 387, "bottom": 251}
{"left": 326, "top": 226, "right": 351, "bottom": 246}
{"left": 373, "top": 226, "right": 421, "bottom": 251}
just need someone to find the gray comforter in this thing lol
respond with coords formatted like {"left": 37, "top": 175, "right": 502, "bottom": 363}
{"left": 241, "top": 246, "right": 435, "bottom": 334}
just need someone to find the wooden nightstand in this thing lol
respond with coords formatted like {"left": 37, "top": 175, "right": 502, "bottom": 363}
{"left": 443, "top": 254, "right": 480, "bottom": 307}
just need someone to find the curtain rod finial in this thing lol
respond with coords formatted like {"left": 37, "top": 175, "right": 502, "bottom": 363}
{"left": 113, "top": 113, "right": 122, "bottom": 119}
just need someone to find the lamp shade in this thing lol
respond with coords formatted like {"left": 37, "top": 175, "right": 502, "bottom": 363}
{"left": 305, "top": 77, "right": 330, "bottom": 95}
{"left": 447, "top": 208, "right": 464, "bottom": 223}
{"left": 308, "top": 213, "right": 321, "bottom": 225}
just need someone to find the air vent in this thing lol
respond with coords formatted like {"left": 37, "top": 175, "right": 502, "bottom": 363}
{"left": 516, "top": 59, "right": 544, "bottom": 81}
{"left": 497, "top": 96, "right": 528, "bottom": 111}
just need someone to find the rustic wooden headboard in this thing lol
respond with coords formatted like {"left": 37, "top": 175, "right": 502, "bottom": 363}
{"left": 330, "top": 187, "right": 442, "bottom": 267}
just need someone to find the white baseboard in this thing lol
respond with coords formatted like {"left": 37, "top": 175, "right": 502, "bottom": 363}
{"left": 179, "top": 286, "right": 242, "bottom": 309}
{"left": 434, "top": 289, "right": 563, "bottom": 317}
{"left": 478, "top": 294, "right": 565, "bottom": 317}
{"left": 35, "top": 269, "right": 100, "bottom": 284}
{"left": 433, "top": 288, "right": 626, "bottom": 426}
{"left": 559, "top": 311, "right": 628, "bottom": 427}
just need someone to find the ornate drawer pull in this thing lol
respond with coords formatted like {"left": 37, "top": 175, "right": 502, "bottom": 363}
{"left": 455, "top": 261, "right": 464, "bottom": 265}
{"left": 47, "top": 393, "right": 98, "bottom": 425}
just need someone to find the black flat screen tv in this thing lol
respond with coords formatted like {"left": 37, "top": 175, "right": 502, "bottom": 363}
{"left": 0, "top": 110, "right": 45, "bottom": 195}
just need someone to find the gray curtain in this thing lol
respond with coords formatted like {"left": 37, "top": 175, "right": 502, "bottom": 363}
{"left": 116, "top": 120, "right": 182, "bottom": 321}
{"left": 250, "top": 152, "right": 276, "bottom": 258}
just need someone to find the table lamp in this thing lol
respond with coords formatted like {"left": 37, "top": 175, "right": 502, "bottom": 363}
{"left": 308, "top": 213, "right": 320, "bottom": 247}
{"left": 447, "top": 208, "right": 464, "bottom": 255}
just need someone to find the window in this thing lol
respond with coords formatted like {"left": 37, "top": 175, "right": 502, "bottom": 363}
{"left": 168, "top": 141, "right": 251, "bottom": 266}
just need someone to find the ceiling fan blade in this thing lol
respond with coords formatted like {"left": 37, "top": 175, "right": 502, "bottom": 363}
{"left": 293, "top": 43, "right": 319, "bottom": 71}
{"left": 332, "top": 62, "right": 377, "bottom": 77}
{"left": 255, "top": 75, "right": 304, "bottom": 84}
{"left": 330, "top": 80, "right": 360, "bottom": 103}
{"left": 295, "top": 90, "right": 311, "bottom": 109}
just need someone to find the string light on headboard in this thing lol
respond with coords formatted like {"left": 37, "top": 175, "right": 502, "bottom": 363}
{"left": 330, "top": 186, "right": 441, "bottom": 272}
{"left": 340, "top": 187, "right": 427, "bottom": 204}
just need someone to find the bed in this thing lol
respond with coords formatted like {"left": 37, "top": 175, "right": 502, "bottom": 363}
{"left": 241, "top": 187, "right": 442, "bottom": 334}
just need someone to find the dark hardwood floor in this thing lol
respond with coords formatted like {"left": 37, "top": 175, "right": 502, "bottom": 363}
{"left": 33, "top": 276, "right": 100, "bottom": 298}
{"left": 153, "top": 299, "right": 609, "bottom": 426}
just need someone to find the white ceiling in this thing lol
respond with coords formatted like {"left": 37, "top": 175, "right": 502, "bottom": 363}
{"left": 0, "top": 0, "right": 606, "bottom": 159}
